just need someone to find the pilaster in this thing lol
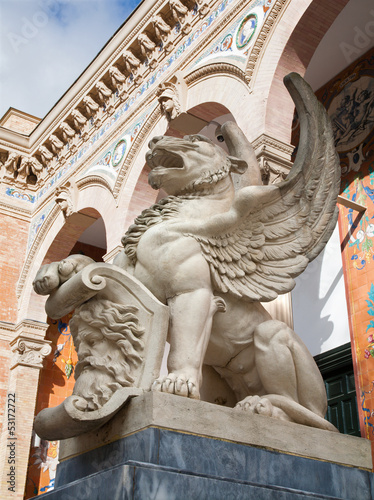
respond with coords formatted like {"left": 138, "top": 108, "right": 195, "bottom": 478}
{"left": 0, "top": 321, "right": 50, "bottom": 500}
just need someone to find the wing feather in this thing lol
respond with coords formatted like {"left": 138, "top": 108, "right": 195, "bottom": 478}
{"left": 188, "top": 73, "right": 340, "bottom": 301}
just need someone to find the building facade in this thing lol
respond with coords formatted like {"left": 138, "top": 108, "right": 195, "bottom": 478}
{"left": 0, "top": 0, "right": 373, "bottom": 497}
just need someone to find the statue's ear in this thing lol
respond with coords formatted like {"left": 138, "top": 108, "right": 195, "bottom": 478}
{"left": 228, "top": 156, "right": 248, "bottom": 174}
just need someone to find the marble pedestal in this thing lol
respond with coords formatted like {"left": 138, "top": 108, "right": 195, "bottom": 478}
{"left": 35, "top": 392, "right": 373, "bottom": 499}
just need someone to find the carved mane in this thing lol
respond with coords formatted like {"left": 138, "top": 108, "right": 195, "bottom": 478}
{"left": 122, "top": 196, "right": 182, "bottom": 263}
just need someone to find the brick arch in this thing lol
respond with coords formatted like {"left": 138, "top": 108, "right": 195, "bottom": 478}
{"left": 263, "top": 0, "right": 349, "bottom": 143}
{"left": 18, "top": 190, "right": 112, "bottom": 323}
{"left": 184, "top": 70, "right": 257, "bottom": 139}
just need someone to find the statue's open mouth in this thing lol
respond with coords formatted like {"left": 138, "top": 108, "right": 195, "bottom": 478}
{"left": 146, "top": 149, "right": 184, "bottom": 170}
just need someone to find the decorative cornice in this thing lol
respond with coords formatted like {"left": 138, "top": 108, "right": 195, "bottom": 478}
{"left": 1, "top": 0, "right": 246, "bottom": 210}
{"left": 252, "top": 133, "right": 294, "bottom": 156}
{"left": 2, "top": 0, "right": 286, "bottom": 214}
{"left": 1, "top": 319, "right": 49, "bottom": 344}
{"left": 185, "top": 62, "right": 247, "bottom": 85}
{"left": 0, "top": 142, "right": 30, "bottom": 155}
{"left": 0, "top": 321, "right": 16, "bottom": 342}
{"left": 0, "top": 200, "right": 32, "bottom": 221}
{"left": 245, "top": 0, "right": 288, "bottom": 86}
{"left": 10, "top": 334, "right": 51, "bottom": 370}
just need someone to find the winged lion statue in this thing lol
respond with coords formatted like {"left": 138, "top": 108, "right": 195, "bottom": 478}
{"left": 33, "top": 73, "right": 340, "bottom": 437}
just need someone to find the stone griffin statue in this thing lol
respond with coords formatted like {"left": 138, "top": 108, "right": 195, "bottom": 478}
{"left": 33, "top": 74, "right": 340, "bottom": 439}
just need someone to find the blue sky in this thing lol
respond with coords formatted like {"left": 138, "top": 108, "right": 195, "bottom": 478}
{"left": 0, "top": 0, "right": 142, "bottom": 119}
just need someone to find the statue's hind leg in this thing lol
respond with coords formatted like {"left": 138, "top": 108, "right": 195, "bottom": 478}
{"left": 235, "top": 320, "right": 337, "bottom": 431}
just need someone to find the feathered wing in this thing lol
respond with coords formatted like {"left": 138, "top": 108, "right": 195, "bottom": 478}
{"left": 189, "top": 73, "right": 341, "bottom": 302}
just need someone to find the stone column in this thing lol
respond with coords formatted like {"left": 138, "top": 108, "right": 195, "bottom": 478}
{"left": 0, "top": 320, "right": 50, "bottom": 500}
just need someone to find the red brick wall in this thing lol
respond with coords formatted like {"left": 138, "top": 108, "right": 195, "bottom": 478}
{"left": 0, "top": 213, "right": 29, "bottom": 323}
{"left": 0, "top": 340, "right": 11, "bottom": 435}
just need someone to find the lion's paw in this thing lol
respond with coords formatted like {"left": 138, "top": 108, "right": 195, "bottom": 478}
{"left": 234, "top": 395, "right": 274, "bottom": 417}
{"left": 33, "top": 255, "right": 94, "bottom": 296}
{"left": 152, "top": 373, "right": 199, "bottom": 399}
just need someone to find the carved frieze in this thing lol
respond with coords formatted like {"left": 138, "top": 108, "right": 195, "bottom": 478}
{"left": 170, "top": 0, "right": 191, "bottom": 34}
{"left": 152, "top": 14, "right": 173, "bottom": 53}
{"left": 109, "top": 66, "right": 127, "bottom": 91}
{"left": 96, "top": 81, "right": 112, "bottom": 103}
{"left": 38, "top": 145, "right": 53, "bottom": 167}
{"left": 138, "top": 33, "right": 158, "bottom": 69}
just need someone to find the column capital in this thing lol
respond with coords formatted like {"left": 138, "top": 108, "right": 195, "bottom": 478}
{"left": 10, "top": 335, "right": 52, "bottom": 370}
{"left": 252, "top": 133, "right": 294, "bottom": 185}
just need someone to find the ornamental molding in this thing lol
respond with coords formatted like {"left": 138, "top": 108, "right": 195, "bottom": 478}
{"left": 10, "top": 334, "right": 51, "bottom": 370}
{"left": 245, "top": 0, "right": 288, "bottom": 86}
{"left": 76, "top": 175, "right": 113, "bottom": 193}
{"left": 1, "top": 318, "right": 49, "bottom": 346}
{"left": 0, "top": 0, "right": 245, "bottom": 197}
{"left": 185, "top": 62, "right": 247, "bottom": 85}
{"left": 180, "top": 0, "right": 250, "bottom": 73}
{"left": 10, "top": 0, "right": 166, "bottom": 155}
{"left": 0, "top": 142, "right": 30, "bottom": 155}
{"left": 0, "top": 322, "right": 16, "bottom": 342}
{"left": 252, "top": 132, "right": 294, "bottom": 156}
{"left": 0, "top": 200, "right": 32, "bottom": 221}
{"left": 1, "top": 0, "right": 285, "bottom": 205}
{"left": 1, "top": 0, "right": 234, "bottom": 153}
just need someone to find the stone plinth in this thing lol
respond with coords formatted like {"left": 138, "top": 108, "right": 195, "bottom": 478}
{"left": 35, "top": 392, "right": 373, "bottom": 499}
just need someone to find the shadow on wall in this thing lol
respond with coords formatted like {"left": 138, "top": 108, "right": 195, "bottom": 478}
{"left": 292, "top": 224, "right": 350, "bottom": 356}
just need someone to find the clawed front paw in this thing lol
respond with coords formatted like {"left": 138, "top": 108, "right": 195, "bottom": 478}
{"left": 152, "top": 373, "right": 200, "bottom": 399}
{"left": 234, "top": 395, "right": 274, "bottom": 416}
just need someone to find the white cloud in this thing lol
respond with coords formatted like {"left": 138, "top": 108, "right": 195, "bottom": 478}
{"left": 0, "top": 0, "right": 142, "bottom": 119}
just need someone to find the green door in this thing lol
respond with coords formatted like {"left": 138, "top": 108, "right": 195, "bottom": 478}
{"left": 314, "top": 343, "right": 360, "bottom": 436}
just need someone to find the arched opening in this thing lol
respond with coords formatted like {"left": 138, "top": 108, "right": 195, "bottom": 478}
{"left": 264, "top": 0, "right": 350, "bottom": 143}
{"left": 271, "top": 0, "right": 370, "bottom": 437}
{"left": 25, "top": 208, "right": 107, "bottom": 498}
